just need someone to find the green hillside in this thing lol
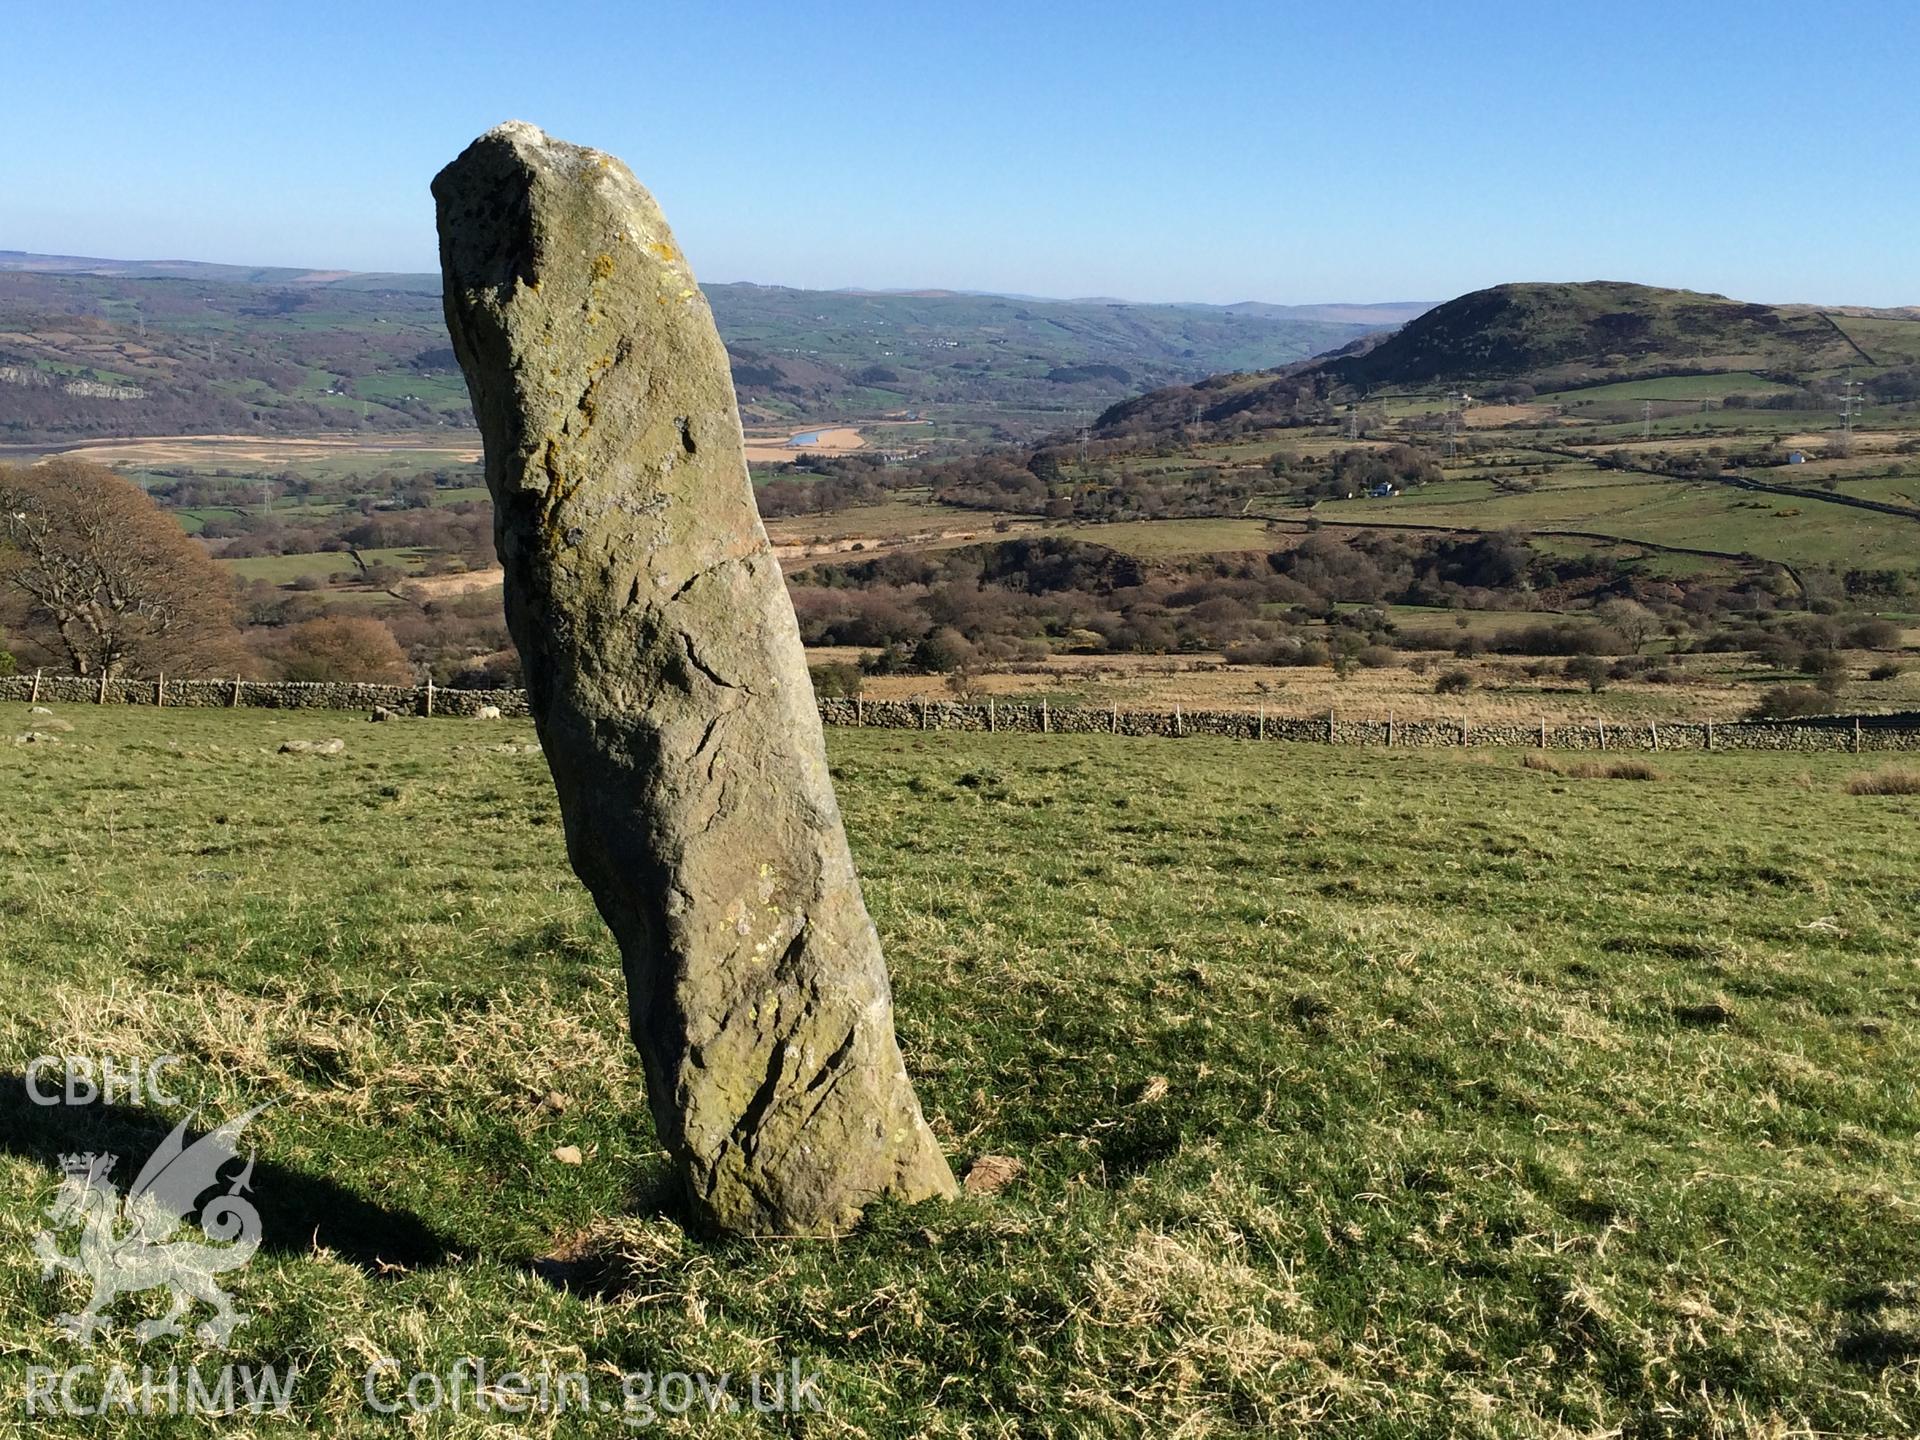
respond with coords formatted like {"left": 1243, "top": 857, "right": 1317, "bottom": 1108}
{"left": 0, "top": 253, "right": 1399, "bottom": 445}
{"left": 1322, "top": 281, "right": 1880, "bottom": 388}
{"left": 705, "top": 283, "right": 1384, "bottom": 427}
{"left": 1094, "top": 282, "right": 1920, "bottom": 443}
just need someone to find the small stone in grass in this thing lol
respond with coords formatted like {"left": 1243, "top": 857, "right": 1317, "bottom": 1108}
{"left": 1673, "top": 1000, "right": 1734, "bottom": 1027}
{"left": 552, "top": 1145, "right": 584, "bottom": 1166}
{"left": 963, "top": 1155, "right": 1023, "bottom": 1195}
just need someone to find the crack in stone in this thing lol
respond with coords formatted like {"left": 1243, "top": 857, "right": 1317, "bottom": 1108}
{"left": 804, "top": 1023, "right": 859, "bottom": 1095}
{"left": 664, "top": 554, "right": 734, "bottom": 606}
{"left": 728, "top": 1037, "right": 788, "bottom": 1161}
{"left": 680, "top": 631, "right": 742, "bottom": 693}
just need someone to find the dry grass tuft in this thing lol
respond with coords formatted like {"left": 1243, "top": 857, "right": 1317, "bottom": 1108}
{"left": 1522, "top": 753, "right": 1662, "bottom": 781}
{"left": 1845, "top": 768, "right": 1920, "bottom": 796}
{"left": 1079, "top": 1226, "right": 1314, "bottom": 1431}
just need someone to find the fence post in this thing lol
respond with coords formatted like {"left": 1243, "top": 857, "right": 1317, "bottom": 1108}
{"left": 1598, "top": 717, "right": 1607, "bottom": 751}
{"left": 424, "top": 677, "right": 435, "bottom": 718}
{"left": 1650, "top": 721, "right": 1658, "bottom": 751}
{"left": 987, "top": 697, "right": 995, "bottom": 733}
{"left": 1327, "top": 708, "right": 1335, "bottom": 744}
{"left": 97, "top": 672, "right": 109, "bottom": 705}
{"left": 157, "top": 673, "right": 165, "bottom": 708}
{"left": 1540, "top": 717, "right": 1547, "bottom": 748}
{"left": 1706, "top": 720, "right": 1714, "bottom": 751}
{"left": 855, "top": 695, "right": 864, "bottom": 727}
{"left": 30, "top": 669, "right": 42, "bottom": 704}
{"left": 1461, "top": 713, "right": 1469, "bottom": 747}
{"left": 1854, "top": 717, "right": 1862, "bottom": 753}
{"left": 1387, "top": 710, "right": 1394, "bottom": 747}
{"left": 1174, "top": 704, "right": 1182, "bottom": 738}
{"left": 1111, "top": 701, "right": 1119, "bottom": 734}
{"left": 1258, "top": 704, "right": 1265, "bottom": 742}
{"left": 1041, "top": 697, "right": 1050, "bottom": 734}
{"left": 231, "top": 676, "right": 243, "bottom": 708}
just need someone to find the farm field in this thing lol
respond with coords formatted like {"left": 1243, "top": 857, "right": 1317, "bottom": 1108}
{"left": 1312, "top": 472, "right": 1920, "bottom": 569}
{"left": 1538, "top": 373, "right": 1805, "bottom": 405}
{"left": 1, "top": 708, "right": 1917, "bottom": 1435}
{"left": 763, "top": 497, "right": 1030, "bottom": 550}
{"left": 822, "top": 644, "right": 1920, "bottom": 722}
{"left": 1065, "top": 517, "right": 1282, "bottom": 557}
{"left": 218, "top": 545, "right": 432, "bottom": 584}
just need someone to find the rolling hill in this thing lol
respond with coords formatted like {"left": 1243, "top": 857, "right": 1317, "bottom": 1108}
{"left": 1095, "top": 280, "right": 1920, "bottom": 441}
{"left": 0, "top": 252, "right": 1413, "bottom": 444}
{"left": 1319, "top": 281, "right": 1896, "bottom": 388}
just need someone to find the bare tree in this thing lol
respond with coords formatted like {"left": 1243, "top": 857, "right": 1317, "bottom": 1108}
{"left": 0, "top": 459, "right": 240, "bottom": 677}
{"left": 1595, "top": 598, "right": 1659, "bottom": 655}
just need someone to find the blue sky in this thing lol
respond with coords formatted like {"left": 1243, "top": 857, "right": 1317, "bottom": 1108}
{"left": 6, "top": 0, "right": 1917, "bottom": 305}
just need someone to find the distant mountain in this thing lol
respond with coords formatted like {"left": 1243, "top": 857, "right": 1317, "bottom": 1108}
{"left": 0, "top": 249, "right": 405, "bottom": 289}
{"left": 1093, "top": 280, "right": 1920, "bottom": 442}
{"left": 1320, "top": 281, "right": 1908, "bottom": 389}
{"left": 1216, "top": 300, "right": 1435, "bottom": 327}
{"left": 698, "top": 281, "right": 1393, "bottom": 424}
{"left": 0, "top": 251, "right": 1411, "bottom": 443}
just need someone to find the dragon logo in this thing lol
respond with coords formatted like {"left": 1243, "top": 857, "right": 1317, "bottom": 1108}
{"left": 33, "top": 1104, "right": 270, "bottom": 1347}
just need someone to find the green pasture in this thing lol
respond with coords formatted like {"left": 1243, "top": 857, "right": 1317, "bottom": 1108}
{"left": 0, "top": 710, "right": 1915, "bottom": 1435}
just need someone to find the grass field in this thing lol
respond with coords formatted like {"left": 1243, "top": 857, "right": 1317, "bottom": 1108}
{"left": 763, "top": 497, "right": 1029, "bottom": 552}
{"left": 1828, "top": 315, "right": 1920, "bottom": 367}
{"left": 1536, "top": 374, "right": 1803, "bottom": 407}
{"left": 217, "top": 546, "right": 431, "bottom": 584}
{"left": 1067, "top": 517, "right": 1281, "bottom": 556}
{"left": 2, "top": 708, "right": 1917, "bottom": 1435}
{"left": 1314, "top": 471, "right": 1920, "bottom": 568}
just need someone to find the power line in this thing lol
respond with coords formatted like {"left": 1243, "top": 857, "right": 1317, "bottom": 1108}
{"left": 1840, "top": 374, "right": 1863, "bottom": 441}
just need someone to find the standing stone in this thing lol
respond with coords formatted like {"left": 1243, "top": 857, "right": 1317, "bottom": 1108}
{"left": 433, "top": 123, "right": 955, "bottom": 1236}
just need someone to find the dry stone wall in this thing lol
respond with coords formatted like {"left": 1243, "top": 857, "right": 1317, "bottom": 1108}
{"left": 5, "top": 674, "right": 1916, "bottom": 752}
{"left": 0, "top": 674, "right": 526, "bottom": 717}
{"left": 814, "top": 699, "right": 1920, "bottom": 752}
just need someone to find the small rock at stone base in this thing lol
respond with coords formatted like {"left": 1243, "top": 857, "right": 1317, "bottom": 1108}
{"left": 963, "top": 1155, "right": 1024, "bottom": 1195}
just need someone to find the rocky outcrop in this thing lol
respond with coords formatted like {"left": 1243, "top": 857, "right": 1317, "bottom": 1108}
{"left": 432, "top": 122, "right": 955, "bottom": 1236}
